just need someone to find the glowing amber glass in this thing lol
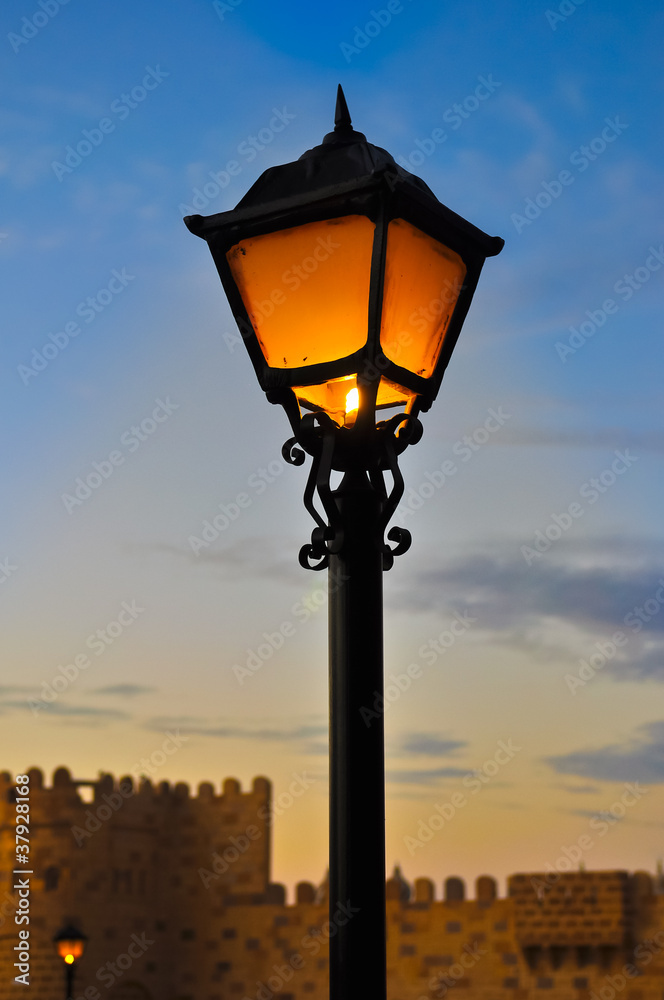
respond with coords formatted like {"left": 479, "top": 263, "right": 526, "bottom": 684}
{"left": 227, "top": 216, "right": 376, "bottom": 369}
{"left": 380, "top": 219, "right": 466, "bottom": 377}
{"left": 57, "top": 940, "right": 84, "bottom": 962}
{"left": 294, "top": 375, "right": 415, "bottom": 425}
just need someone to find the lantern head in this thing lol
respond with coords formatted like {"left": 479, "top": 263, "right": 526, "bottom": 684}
{"left": 185, "top": 86, "right": 503, "bottom": 437}
{"left": 54, "top": 924, "right": 87, "bottom": 964}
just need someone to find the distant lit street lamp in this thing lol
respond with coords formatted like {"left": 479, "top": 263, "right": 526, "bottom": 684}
{"left": 54, "top": 923, "right": 87, "bottom": 1000}
{"left": 185, "top": 86, "right": 503, "bottom": 1000}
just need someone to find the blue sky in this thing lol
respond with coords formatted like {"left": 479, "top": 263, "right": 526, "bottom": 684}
{"left": 1, "top": 0, "right": 663, "bottom": 894}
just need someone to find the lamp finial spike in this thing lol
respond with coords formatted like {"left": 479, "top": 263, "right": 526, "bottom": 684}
{"left": 334, "top": 84, "right": 352, "bottom": 131}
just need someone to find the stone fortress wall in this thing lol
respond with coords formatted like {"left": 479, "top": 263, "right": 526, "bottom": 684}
{"left": 0, "top": 768, "right": 662, "bottom": 1000}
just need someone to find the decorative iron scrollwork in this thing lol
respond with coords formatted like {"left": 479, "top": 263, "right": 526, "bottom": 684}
{"left": 280, "top": 397, "right": 423, "bottom": 572}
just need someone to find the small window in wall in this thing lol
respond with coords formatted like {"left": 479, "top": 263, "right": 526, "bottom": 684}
{"left": 44, "top": 867, "right": 60, "bottom": 891}
{"left": 112, "top": 870, "right": 132, "bottom": 893}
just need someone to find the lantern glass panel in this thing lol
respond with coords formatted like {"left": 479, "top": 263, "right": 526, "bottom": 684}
{"left": 294, "top": 375, "right": 414, "bottom": 425}
{"left": 226, "top": 216, "right": 376, "bottom": 370}
{"left": 57, "top": 940, "right": 84, "bottom": 961}
{"left": 380, "top": 218, "right": 466, "bottom": 377}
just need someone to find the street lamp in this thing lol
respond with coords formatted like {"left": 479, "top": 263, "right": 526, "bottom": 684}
{"left": 54, "top": 923, "right": 87, "bottom": 1000}
{"left": 185, "top": 86, "right": 503, "bottom": 1000}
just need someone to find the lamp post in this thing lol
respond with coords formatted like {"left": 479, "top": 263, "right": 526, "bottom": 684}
{"left": 185, "top": 86, "right": 503, "bottom": 1000}
{"left": 54, "top": 923, "right": 87, "bottom": 1000}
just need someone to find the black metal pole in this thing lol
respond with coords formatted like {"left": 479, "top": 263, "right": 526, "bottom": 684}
{"left": 328, "top": 467, "right": 386, "bottom": 1000}
{"left": 65, "top": 963, "right": 74, "bottom": 1000}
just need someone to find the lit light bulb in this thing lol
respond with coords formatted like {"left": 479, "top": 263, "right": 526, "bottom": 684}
{"left": 345, "top": 387, "right": 359, "bottom": 414}
{"left": 64, "top": 954, "right": 75, "bottom": 965}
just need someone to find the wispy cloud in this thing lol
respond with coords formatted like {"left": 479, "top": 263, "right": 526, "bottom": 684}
{"left": 143, "top": 715, "right": 327, "bottom": 752}
{"left": 2, "top": 700, "right": 128, "bottom": 721}
{"left": 93, "top": 684, "right": 155, "bottom": 697}
{"left": 137, "top": 537, "right": 302, "bottom": 585}
{"left": 395, "top": 537, "right": 664, "bottom": 682}
{"left": 399, "top": 734, "right": 467, "bottom": 757}
{"left": 497, "top": 425, "right": 664, "bottom": 454}
{"left": 386, "top": 766, "right": 471, "bottom": 786}
{"left": 545, "top": 721, "right": 664, "bottom": 784}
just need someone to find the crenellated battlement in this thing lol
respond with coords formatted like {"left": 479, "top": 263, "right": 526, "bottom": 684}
{"left": 0, "top": 767, "right": 271, "bottom": 805}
